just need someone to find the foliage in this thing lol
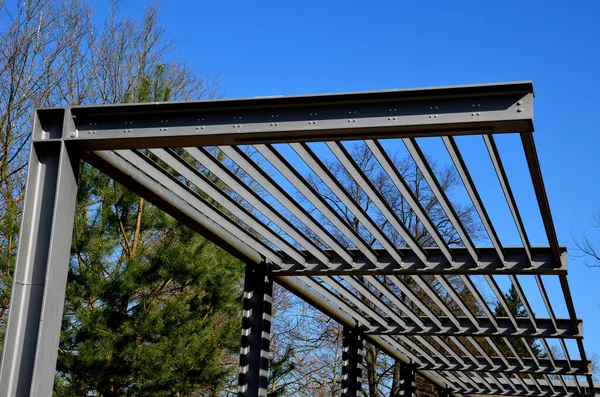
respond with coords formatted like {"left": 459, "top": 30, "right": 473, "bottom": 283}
{"left": 0, "top": 0, "right": 238, "bottom": 395}
{"left": 57, "top": 161, "right": 243, "bottom": 396}
{"left": 493, "top": 285, "right": 543, "bottom": 359}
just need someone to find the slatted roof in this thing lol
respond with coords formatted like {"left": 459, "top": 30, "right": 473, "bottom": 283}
{"left": 55, "top": 81, "right": 596, "bottom": 396}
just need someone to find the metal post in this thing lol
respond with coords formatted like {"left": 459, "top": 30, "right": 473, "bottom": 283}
{"left": 341, "top": 329, "right": 364, "bottom": 397}
{"left": 399, "top": 362, "right": 417, "bottom": 397}
{"left": 238, "top": 263, "right": 273, "bottom": 397}
{"left": 0, "top": 110, "right": 80, "bottom": 397}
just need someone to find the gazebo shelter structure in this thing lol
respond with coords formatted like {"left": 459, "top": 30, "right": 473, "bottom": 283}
{"left": 0, "top": 81, "right": 597, "bottom": 397}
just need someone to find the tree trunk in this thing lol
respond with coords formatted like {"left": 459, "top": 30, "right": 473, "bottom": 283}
{"left": 390, "top": 361, "right": 401, "bottom": 397}
{"left": 365, "top": 343, "right": 378, "bottom": 397}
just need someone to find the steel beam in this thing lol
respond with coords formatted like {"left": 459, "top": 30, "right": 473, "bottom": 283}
{"left": 399, "top": 362, "right": 417, "bottom": 397}
{"left": 409, "top": 357, "right": 588, "bottom": 375}
{"left": 341, "top": 329, "right": 364, "bottom": 397}
{"left": 362, "top": 317, "right": 581, "bottom": 338}
{"left": 85, "top": 151, "right": 267, "bottom": 266}
{"left": 83, "top": 151, "right": 452, "bottom": 396}
{"left": 0, "top": 109, "right": 80, "bottom": 397}
{"left": 53, "top": 82, "right": 533, "bottom": 150}
{"left": 273, "top": 247, "right": 567, "bottom": 275}
{"left": 463, "top": 378, "right": 600, "bottom": 397}
{"left": 238, "top": 263, "right": 273, "bottom": 397}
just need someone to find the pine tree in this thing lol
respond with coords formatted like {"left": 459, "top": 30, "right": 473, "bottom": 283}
{"left": 493, "top": 285, "right": 543, "bottom": 359}
{"left": 54, "top": 66, "right": 244, "bottom": 396}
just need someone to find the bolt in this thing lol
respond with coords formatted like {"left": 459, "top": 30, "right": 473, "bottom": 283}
{"left": 517, "top": 108, "right": 523, "bottom": 113}
{"left": 517, "top": 101, "right": 522, "bottom": 106}
{"left": 477, "top": 112, "right": 480, "bottom": 116}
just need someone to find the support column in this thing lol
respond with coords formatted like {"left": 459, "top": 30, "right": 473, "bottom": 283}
{"left": 238, "top": 263, "right": 273, "bottom": 397}
{"left": 341, "top": 328, "right": 364, "bottom": 397}
{"left": 0, "top": 109, "right": 80, "bottom": 397}
{"left": 399, "top": 362, "right": 417, "bottom": 397}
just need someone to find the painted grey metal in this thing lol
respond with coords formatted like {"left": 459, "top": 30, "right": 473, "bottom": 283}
{"left": 399, "top": 362, "right": 417, "bottom": 397}
{"left": 466, "top": 377, "right": 592, "bottom": 396}
{"left": 520, "top": 132, "right": 561, "bottom": 264}
{"left": 4, "top": 81, "right": 598, "bottom": 396}
{"left": 341, "top": 329, "right": 364, "bottom": 397}
{"left": 365, "top": 139, "right": 454, "bottom": 260}
{"left": 403, "top": 137, "right": 478, "bottom": 262}
{"left": 59, "top": 82, "right": 534, "bottom": 151}
{"left": 442, "top": 136, "right": 505, "bottom": 261}
{"left": 87, "top": 150, "right": 266, "bottom": 265}
{"left": 326, "top": 141, "right": 428, "bottom": 262}
{"left": 238, "top": 263, "right": 273, "bottom": 397}
{"left": 484, "top": 134, "right": 532, "bottom": 261}
{"left": 0, "top": 110, "right": 80, "bottom": 397}
{"left": 290, "top": 142, "right": 404, "bottom": 264}
{"left": 219, "top": 144, "right": 359, "bottom": 263}
{"left": 272, "top": 246, "right": 567, "bottom": 275}
{"left": 362, "top": 316, "right": 582, "bottom": 338}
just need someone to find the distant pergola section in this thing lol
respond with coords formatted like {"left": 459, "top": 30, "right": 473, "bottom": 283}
{"left": 0, "top": 82, "right": 596, "bottom": 397}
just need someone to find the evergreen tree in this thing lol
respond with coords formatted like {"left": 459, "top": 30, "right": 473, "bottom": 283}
{"left": 55, "top": 65, "right": 244, "bottom": 396}
{"left": 493, "top": 285, "right": 543, "bottom": 359}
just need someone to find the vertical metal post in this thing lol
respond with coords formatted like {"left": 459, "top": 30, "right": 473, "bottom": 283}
{"left": 341, "top": 329, "right": 363, "bottom": 397}
{"left": 399, "top": 362, "right": 417, "bottom": 397}
{"left": 0, "top": 109, "right": 80, "bottom": 397}
{"left": 238, "top": 263, "right": 273, "bottom": 397}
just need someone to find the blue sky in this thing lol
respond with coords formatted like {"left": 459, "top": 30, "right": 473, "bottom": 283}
{"left": 97, "top": 0, "right": 600, "bottom": 363}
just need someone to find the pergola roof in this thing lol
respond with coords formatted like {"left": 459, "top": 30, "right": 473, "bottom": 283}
{"left": 37, "top": 81, "right": 597, "bottom": 396}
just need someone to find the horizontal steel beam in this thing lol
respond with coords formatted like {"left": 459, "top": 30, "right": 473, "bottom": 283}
{"left": 40, "top": 82, "right": 533, "bottom": 150}
{"left": 417, "top": 357, "right": 589, "bottom": 375}
{"left": 363, "top": 317, "right": 582, "bottom": 338}
{"left": 463, "top": 378, "right": 600, "bottom": 397}
{"left": 274, "top": 247, "right": 567, "bottom": 275}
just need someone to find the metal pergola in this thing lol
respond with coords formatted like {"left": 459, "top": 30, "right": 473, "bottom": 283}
{"left": 0, "top": 81, "right": 597, "bottom": 397}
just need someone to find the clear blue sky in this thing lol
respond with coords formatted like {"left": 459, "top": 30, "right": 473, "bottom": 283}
{"left": 97, "top": 0, "right": 600, "bottom": 364}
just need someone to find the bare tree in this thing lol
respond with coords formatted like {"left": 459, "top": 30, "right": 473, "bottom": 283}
{"left": 269, "top": 141, "right": 485, "bottom": 396}
{"left": 575, "top": 211, "right": 600, "bottom": 267}
{"left": 0, "top": 0, "right": 92, "bottom": 351}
